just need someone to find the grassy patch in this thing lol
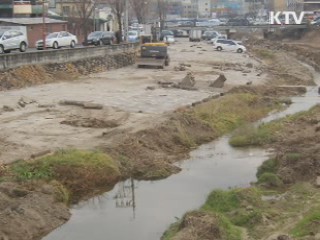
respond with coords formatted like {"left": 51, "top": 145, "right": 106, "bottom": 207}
{"left": 256, "top": 158, "right": 279, "bottom": 179}
{"left": 230, "top": 105, "right": 320, "bottom": 148}
{"left": 163, "top": 211, "right": 242, "bottom": 240}
{"left": 9, "top": 149, "right": 120, "bottom": 202}
{"left": 161, "top": 221, "right": 180, "bottom": 240}
{"left": 217, "top": 214, "right": 243, "bottom": 240}
{"left": 175, "top": 122, "right": 196, "bottom": 148}
{"left": 285, "top": 152, "right": 302, "bottom": 163}
{"left": 191, "top": 93, "right": 275, "bottom": 136}
{"left": 229, "top": 121, "right": 282, "bottom": 147}
{"left": 291, "top": 208, "right": 320, "bottom": 237}
{"left": 202, "top": 188, "right": 264, "bottom": 229}
{"left": 258, "top": 173, "right": 283, "bottom": 188}
{"left": 254, "top": 49, "right": 275, "bottom": 60}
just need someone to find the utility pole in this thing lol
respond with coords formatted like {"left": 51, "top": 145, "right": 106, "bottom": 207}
{"left": 124, "top": 0, "right": 129, "bottom": 42}
{"left": 40, "top": 0, "right": 47, "bottom": 49}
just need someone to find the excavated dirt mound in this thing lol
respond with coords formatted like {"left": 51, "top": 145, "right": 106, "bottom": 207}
{"left": 272, "top": 105, "right": 320, "bottom": 184}
{"left": 170, "top": 211, "right": 222, "bottom": 240}
{"left": 61, "top": 118, "right": 120, "bottom": 128}
{"left": 59, "top": 106, "right": 129, "bottom": 129}
{"left": 105, "top": 113, "right": 216, "bottom": 179}
{"left": 0, "top": 182, "right": 70, "bottom": 240}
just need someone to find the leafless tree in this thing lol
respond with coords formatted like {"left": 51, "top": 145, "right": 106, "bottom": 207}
{"left": 129, "top": 0, "right": 150, "bottom": 23}
{"left": 157, "top": 0, "right": 167, "bottom": 31}
{"left": 107, "top": 0, "right": 125, "bottom": 43}
{"left": 75, "top": 0, "right": 96, "bottom": 41}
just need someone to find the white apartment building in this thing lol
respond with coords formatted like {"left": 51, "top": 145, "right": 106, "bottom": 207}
{"left": 198, "top": 0, "right": 211, "bottom": 18}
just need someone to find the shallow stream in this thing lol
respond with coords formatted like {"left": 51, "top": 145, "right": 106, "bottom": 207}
{"left": 43, "top": 84, "right": 320, "bottom": 240}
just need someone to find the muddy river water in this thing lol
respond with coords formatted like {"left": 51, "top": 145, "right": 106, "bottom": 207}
{"left": 43, "top": 85, "right": 320, "bottom": 240}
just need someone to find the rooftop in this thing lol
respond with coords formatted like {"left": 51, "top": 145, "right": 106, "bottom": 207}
{"left": 0, "top": 18, "right": 67, "bottom": 25}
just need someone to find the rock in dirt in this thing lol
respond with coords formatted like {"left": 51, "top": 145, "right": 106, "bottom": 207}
{"left": 181, "top": 63, "right": 191, "bottom": 67}
{"left": 30, "top": 150, "right": 51, "bottom": 159}
{"left": 18, "top": 96, "right": 36, "bottom": 107}
{"left": 174, "top": 65, "right": 187, "bottom": 71}
{"left": 174, "top": 63, "right": 192, "bottom": 71}
{"left": 209, "top": 74, "right": 227, "bottom": 88}
{"left": 2, "top": 105, "right": 14, "bottom": 112}
{"left": 59, "top": 100, "right": 103, "bottom": 110}
{"left": 158, "top": 81, "right": 174, "bottom": 88}
{"left": 59, "top": 100, "right": 84, "bottom": 107}
{"left": 83, "top": 103, "right": 103, "bottom": 110}
{"left": 316, "top": 176, "right": 320, "bottom": 187}
{"left": 146, "top": 86, "right": 156, "bottom": 90}
{"left": 246, "top": 63, "right": 254, "bottom": 68}
{"left": 246, "top": 81, "right": 253, "bottom": 85}
{"left": 38, "top": 104, "right": 55, "bottom": 108}
{"left": 61, "top": 118, "right": 119, "bottom": 128}
{"left": 277, "top": 235, "right": 292, "bottom": 240}
{"left": 176, "top": 72, "right": 196, "bottom": 90}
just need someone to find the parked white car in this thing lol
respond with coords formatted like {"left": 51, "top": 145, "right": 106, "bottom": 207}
{"left": 0, "top": 30, "right": 28, "bottom": 54}
{"left": 164, "top": 35, "right": 175, "bottom": 44}
{"left": 208, "top": 35, "right": 227, "bottom": 44}
{"left": 36, "top": 31, "right": 78, "bottom": 50}
{"left": 213, "top": 39, "right": 246, "bottom": 53}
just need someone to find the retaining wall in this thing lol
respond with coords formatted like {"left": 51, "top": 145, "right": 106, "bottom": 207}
{"left": 0, "top": 43, "right": 139, "bottom": 71}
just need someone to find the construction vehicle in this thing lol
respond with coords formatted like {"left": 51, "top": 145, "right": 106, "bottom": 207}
{"left": 136, "top": 43, "right": 170, "bottom": 69}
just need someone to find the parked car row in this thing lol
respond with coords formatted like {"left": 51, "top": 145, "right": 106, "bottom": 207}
{"left": 0, "top": 30, "right": 118, "bottom": 54}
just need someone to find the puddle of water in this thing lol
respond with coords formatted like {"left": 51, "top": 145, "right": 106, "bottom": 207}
{"left": 43, "top": 137, "right": 269, "bottom": 240}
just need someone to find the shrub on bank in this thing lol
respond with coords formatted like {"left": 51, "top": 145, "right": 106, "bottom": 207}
{"left": 258, "top": 172, "right": 283, "bottom": 188}
{"left": 9, "top": 150, "right": 120, "bottom": 202}
{"left": 202, "top": 188, "right": 264, "bottom": 229}
{"left": 256, "top": 158, "right": 279, "bottom": 179}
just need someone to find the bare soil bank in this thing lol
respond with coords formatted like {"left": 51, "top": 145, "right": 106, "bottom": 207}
{"left": 0, "top": 51, "right": 136, "bottom": 91}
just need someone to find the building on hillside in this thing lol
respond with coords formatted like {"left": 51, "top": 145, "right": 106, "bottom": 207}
{"left": 181, "top": 0, "right": 198, "bottom": 18}
{"left": 198, "top": 0, "right": 211, "bottom": 18}
{"left": 243, "top": 0, "right": 265, "bottom": 16}
{"left": 303, "top": 0, "right": 320, "bottom": 11}
{"left": 0, "top": 0, "right": 45, "bottom": 18}
{"left": 212, "top": 0, "right": 244, "bottom": 16}
{"left": 0, "top": 17, "right": 67, "bottom": 47}
{"left": 265, "top": 0, "right": 287, "bottom": 12}
{"left": 166, "top": 0, "right": 183, "bottom": 19}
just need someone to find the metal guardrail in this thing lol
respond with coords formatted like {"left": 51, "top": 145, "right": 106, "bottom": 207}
{"left": 165, "top": 24, "right": 309, "bottom": 31}
{"left": 13, "top": 0, "right": 31, "bottom": 4}
{"left": 0, "top": 43, "right": 140, "bottom": 71}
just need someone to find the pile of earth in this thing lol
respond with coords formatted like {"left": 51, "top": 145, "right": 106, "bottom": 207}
{"left": 270, "top": 105, "right": 320, "bottom": 185}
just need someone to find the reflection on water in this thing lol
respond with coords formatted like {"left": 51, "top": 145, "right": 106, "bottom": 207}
{"left": 115, "top": 178, "right": 136, "bottom": 219}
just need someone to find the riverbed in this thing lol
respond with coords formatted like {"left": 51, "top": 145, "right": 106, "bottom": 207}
{"left": 43, "top": 82, "right": 320, "bottom": 240}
